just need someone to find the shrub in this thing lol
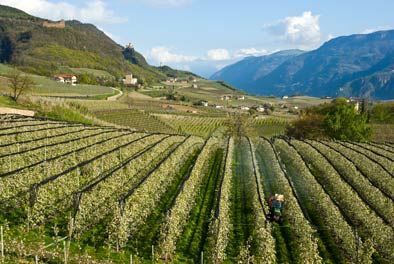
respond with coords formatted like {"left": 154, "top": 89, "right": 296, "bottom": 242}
{"left": 286, "top": 98, "right": 372, "bottom": 141}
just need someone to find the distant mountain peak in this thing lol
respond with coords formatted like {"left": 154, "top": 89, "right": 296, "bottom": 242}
{"left": 270, "top": 49, "right": 305, "bottom": 56}
{"left": 210, "top": 49, "right": 304, "bottom": 89}
{"left": 246, "top": 29, "right": 394, "bottom": 99}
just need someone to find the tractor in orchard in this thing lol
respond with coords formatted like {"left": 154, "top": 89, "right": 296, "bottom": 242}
{"left": 268, "top": 194, "right": 285, "bottom": 223}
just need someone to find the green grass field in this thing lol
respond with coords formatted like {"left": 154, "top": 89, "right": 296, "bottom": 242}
{"left": 32, "top": 76, "right": 114, "bottom": 96}
{"left": 69, "top": 68, "right": 114, "bottom": 78}
{"left": 0, "top": 63, "right": 116, "bottom": 98}
{"left": 0, "top": 94, "right": 19, "bottom": 108}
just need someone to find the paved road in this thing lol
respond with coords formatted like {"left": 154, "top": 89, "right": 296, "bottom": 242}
{"left": 0, "top": 107, "right": 35, "bottom": 116}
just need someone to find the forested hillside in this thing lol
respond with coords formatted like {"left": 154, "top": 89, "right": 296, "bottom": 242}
{"left": 0, "top": 4, "right": 196, "bottom": 84}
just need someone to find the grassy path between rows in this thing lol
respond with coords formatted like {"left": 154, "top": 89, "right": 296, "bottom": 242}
{"left": 125, "top": 149, "right": 201, "bottom": 261}
{"left": 175, "top": 148, "right": 224, "bottom": 262}
{"left": 255, "top": 144, "right": 299, "bottom": 263}
{"left": 226, "top": 138, "right": 256, "bottom": 261}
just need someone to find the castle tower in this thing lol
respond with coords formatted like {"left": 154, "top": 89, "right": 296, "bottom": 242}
{"left": 126, "top": 43, "right": 134, "bottom": 49}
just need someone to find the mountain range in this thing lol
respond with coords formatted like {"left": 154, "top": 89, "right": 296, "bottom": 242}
{"left": 2, "top": 4, "right": 393, "bottom": 100}
{"left": 0, "top": 4, "right": 196, "bottom": 84}
{"left": 211, "top": 49, "right": 304, "bottom": 90}
{"left": 211, "top": 31, "right": 394, "bottom": 100}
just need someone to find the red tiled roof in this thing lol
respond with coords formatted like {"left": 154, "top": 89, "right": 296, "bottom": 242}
{"left": 54, "top": 74, "right": 76, "bottom": 78}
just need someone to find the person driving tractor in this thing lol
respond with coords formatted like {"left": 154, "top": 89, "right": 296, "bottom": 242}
{"left": 268, "top": 194, "right": 285, "bottom": 222}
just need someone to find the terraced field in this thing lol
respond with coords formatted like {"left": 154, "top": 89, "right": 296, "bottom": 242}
{"left": 0, "top": 114, "right": 393, "bottom": 263}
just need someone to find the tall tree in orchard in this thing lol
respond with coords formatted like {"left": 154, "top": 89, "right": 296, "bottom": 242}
{"left": 8, "top": 68, "right": 34, "bottom": 102}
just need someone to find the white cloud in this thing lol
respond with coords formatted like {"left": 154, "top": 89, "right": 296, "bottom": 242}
{"left": 362, "top": 26, "right": 392, "bottom": 34}
{"left": 263, "top": 11, "right": 321, "bottom": 49}
{"left": 0, "top": 0, "right": 126, "bottom": 24}
{"left": 235, "top": 48, "right": 269, "bottom": 58}
{"left": 146, "top": 46, "right": 277, "bottom": 77}
{"left": 327, "top": 34, "right": 336, "bottom": 41}
{"left": 145, "top": 47, "right": 239, "bottom": 77}
{"left": 148, "top": 46, "right": 197, "bottom": 64}
{"left": 207, "top": 49, "right": 230, "bottom": 61}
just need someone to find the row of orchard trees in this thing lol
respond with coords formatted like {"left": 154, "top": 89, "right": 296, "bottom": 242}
{"left": 0, "top": 116, "right": 278, "bottom": 262}
{"left": 2, "top": 115, "right": 393, "bottom": 263}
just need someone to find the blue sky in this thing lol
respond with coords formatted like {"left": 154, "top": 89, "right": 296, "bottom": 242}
{"left": 1, "top": 0, "right": 394, "bottom": 77}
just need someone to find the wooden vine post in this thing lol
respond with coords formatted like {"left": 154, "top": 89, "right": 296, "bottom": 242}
{"left": 1, "top": 225, "right": 4, "bottom": 260}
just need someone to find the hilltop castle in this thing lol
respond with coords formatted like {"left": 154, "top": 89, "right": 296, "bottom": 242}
{"left": 126, "top": 43, "right": 134, "bottom": 49}
{"left": 42, "top": 19, "right": 65, "bottom": 28}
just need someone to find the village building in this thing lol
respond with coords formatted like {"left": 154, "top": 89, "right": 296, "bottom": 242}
{"left": 166, "top": 78, "right": 177, "bottom": 83}
{"left": 215, "top": 105, "right": 224, "bottom": 109}
{"left": 54, "top": 74, "right": 77, "bottom": 85}
{"left": 282, "top": 95, "right": 289, "bottom": 99}
{"left": 279, "top": 103, "right": 289, "bottom": 109}
{"left": 220, "top": 95, "right": 232, "bottom": 100}
{"left": 256, "top": 106, "right": 265, "bottom": 112}
{"left": 251, "top": 105, "right": 265, "bottom": 112}
{"left": 192, "top": 84, "right": 198, "bottom": 89}
{"left": 123, "top": 74, "right": 138, "bottom": 86}
{"left": 237, "top": 95, "right": 245, "bottom": 100}
{"left": 200, "top": 100, "right": 208, "bottom": 107}
{"left": 240, "top": 106, "right": 250, "bottom": 111}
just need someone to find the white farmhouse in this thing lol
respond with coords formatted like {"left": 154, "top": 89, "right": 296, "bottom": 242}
{"left": 54, "top": 74, "right": 77, "bottom": 86}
